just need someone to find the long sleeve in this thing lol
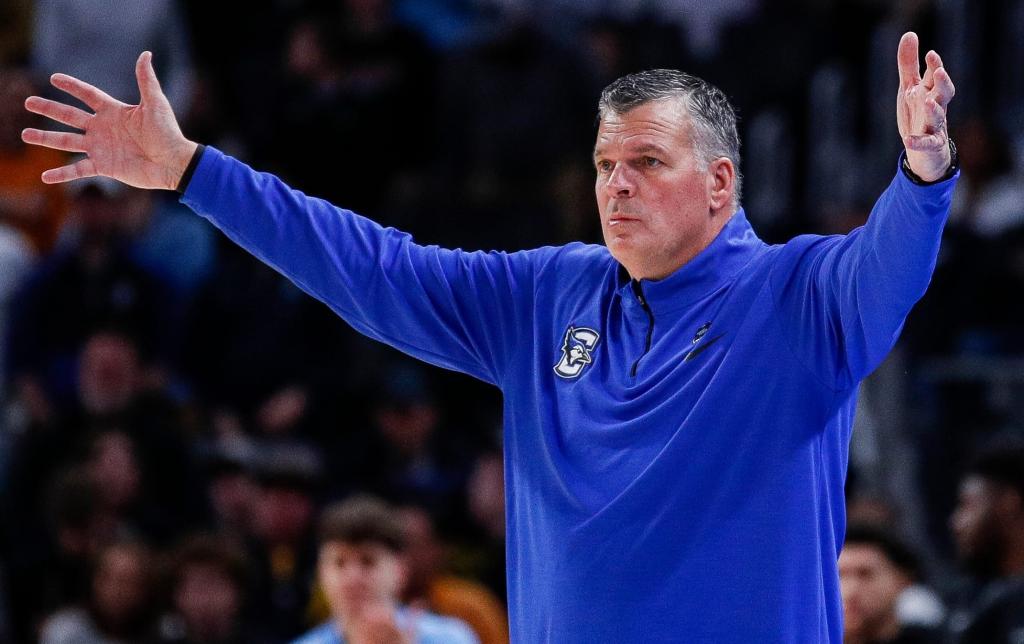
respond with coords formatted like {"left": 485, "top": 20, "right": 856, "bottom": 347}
{"left": 770, "top": 155, "right": 958, "bottom": 390}
{"left": 181, "top": 147, "right": 549, "bottom": 387}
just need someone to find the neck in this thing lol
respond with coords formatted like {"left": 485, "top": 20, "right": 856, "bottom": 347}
{"left": 625, "top": 206, "right": 735, "bottom": 281}
{"left": 336, "top": 601, "right": 397, "bottom": 633}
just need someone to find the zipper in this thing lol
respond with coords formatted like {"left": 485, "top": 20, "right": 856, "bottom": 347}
{"left": 630, "top": 280, "right": 655, "bottom": 377}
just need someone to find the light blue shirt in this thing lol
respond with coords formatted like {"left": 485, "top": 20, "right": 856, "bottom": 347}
{"left": 290, "top": 608, "right": 480, "bottom": 644}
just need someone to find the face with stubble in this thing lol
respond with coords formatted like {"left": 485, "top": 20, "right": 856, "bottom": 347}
{"left": 593, "top": 99, "right": 735, "bottom": 281}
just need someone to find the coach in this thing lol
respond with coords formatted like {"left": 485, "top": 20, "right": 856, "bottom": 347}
{"left": 23, "top": 31, "right": 957, "bottom": 643}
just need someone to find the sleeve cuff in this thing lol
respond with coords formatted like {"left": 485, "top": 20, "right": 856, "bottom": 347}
{"left": 175, "top": 143, "right": 207, "bottom": 194}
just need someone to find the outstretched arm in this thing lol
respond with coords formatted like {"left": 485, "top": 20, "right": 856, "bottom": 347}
{"left": 21, "top": 51, "right": 196, "bottom": 189}
{"left": 21, "top": 53, "right": 543, "bottom": 387}
{"left": 771, "top": 32, "right": 959, "bottom": 389}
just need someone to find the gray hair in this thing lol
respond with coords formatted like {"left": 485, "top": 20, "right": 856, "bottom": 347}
{"left": 598, "top": 69, "right": 742, "bottom": 206}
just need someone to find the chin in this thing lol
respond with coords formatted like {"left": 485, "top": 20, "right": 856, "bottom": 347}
{"left": 605, "top": 235, "right": 637, "bottom": 259}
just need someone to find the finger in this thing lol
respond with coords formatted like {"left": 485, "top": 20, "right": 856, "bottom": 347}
{"left": 930, "top": 67, "right": 956, "bottom": 107}
{"left": 135, "top": 51, "right": 165, "bottom": 105}
{"left": 50, "top": 73, "right": 117, "bottom": 111}
{"left": 897, "top": 32, "right": 921, "bottom": 90}
{"left": 24, "top": 96, "right": 92, "bottom": 130}
{"left": 40, "top": 158, "right": 97, "bottom": 184}
{"left": 922, "top": 50, "right": 939, "bottom": 89}
{"left": 925, "top": 96, "right": 947, "bottom": 129}
{"left": 903, "top": 133, "right": 946, "bottom": 152}
{"left": 21, "top": 128, "right": 88, "bottom": 153}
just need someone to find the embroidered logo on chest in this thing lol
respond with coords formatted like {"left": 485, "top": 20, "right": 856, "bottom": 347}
{"left": 683, "top": 321, "right": 725, "bottom": 362}
{"left": 553, "top": 325, "right": 600, "bottom": 379}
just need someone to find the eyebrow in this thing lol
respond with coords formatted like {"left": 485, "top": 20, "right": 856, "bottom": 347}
{"left": 593, "top": 143, "right": 671, "bottom": 159}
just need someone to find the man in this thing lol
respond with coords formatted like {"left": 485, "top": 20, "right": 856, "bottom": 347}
{"left": 21, "top": 31, "right": 958, "bottom": 642}
{"left": 947, "top": 442, "right": 1024, "bottom": 644}
{"left": 41, "top": 539, "right": 158, "bottom": 644}
{"left": 293, "top": 496, "right": 478, "bottom": 644}
{"left": 159, "top": 534, "right": 258, "bottom": 644}
{"left": 839, "top": 523, "right": 943, "bottom": 644}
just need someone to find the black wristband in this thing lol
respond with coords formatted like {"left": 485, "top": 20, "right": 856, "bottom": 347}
{"left": 175, "top": 143, "right": 206, "bottom": 194}
{"left": 901, "top": 138, "right": 959, "bottom": 186}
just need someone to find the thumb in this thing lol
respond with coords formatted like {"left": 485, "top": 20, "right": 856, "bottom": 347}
{"left": 136, "top": 51, "right": 164, "bottom": 105}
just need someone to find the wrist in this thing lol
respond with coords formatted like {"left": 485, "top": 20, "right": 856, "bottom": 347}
{"left": 173, "top": 141, "right": 204, "bottom": 194}
{"left": 902, "top": 138, "right": 959, "bottom": 185}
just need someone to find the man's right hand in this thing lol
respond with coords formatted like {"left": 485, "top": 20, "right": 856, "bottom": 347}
{"left": 21, "top": 51, "right": 197, "bottom": 191}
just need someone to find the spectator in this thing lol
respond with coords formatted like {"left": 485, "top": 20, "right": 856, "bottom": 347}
{"left": 839, "top": 523, "right": 944, "bottom": 644}
{"left": 947, "top": 441, "right": 1024, "bottom": 644}
{"left": 400, "top": 506, "right": 508, "bottom": 644}
{"left": 6, "top": 180, "right": 170, "bottom": 423}
{"left": 4, "top": 467, "right": 114, "bottom": 642}
{"left": 246, "top": 446, "right": 323, "bottom": 641}
{"left": 158, "top": 533, "right": 263, "bottom": 644}
{"left": 201, "top": 439, "right": 260, "bottom": 540}
{"left": 293, "top": 495, "right": 478, "bottom": 644}
{"left": 40, "top": 539, "right": 159, "bottom": 644}
{"left": 362, "top": 364, "right": 473, "bottom": 519}
{"left": 7, "top": 329, "right": 200, "bottom": 553}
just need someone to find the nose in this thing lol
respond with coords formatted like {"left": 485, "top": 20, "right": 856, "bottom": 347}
{"left": 603, "top": 163, "right": 635, "bottom": 199}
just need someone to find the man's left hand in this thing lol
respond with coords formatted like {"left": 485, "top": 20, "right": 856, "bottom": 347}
{"left": 897, "top": 31, "right": 956, "bottom": 181}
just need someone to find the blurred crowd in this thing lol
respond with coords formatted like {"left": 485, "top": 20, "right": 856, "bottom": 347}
{"left": 0, "top": 0, "right": 1022, "bottom": 642}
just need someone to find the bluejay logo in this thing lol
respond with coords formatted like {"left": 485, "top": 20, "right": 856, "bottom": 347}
{"left": 553, "top": 326, "right": 600, "bottom": 379}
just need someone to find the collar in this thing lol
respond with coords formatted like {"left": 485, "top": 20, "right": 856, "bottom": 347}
{"left": 616, "top": 209, "right": 763, "bottom": 314}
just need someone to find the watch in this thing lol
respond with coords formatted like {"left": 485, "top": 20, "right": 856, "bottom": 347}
{"left": 901, "top": 138, "right": 959, "bottom": 185}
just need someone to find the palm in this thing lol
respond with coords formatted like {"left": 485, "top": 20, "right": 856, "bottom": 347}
{"left": 22, "top": 52, "right": 195, "bottom": 190}
{"left": 896, "top": 32, "right": 956, "bottom": 181}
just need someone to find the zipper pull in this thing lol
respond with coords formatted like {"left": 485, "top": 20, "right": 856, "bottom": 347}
{"left": 631, "top": 280, "right": 646, "bottom": 306}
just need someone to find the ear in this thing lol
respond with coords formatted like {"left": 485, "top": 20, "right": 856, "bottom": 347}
{"left": 707, "top": 157, "right": 735, "bottom": 213}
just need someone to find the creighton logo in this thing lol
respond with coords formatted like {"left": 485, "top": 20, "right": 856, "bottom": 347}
{"left": 553, "top": 326, "right": 600, "bottom": 379}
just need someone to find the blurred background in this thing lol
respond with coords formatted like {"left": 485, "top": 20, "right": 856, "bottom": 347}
{"left": 1, "top": 0, "right": 1022, "bottom": 642}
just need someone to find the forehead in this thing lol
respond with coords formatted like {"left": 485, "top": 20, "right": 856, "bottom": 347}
{"left": 320, "top": 540, "right": 396, "bottom": 560}
{"left": 838, "top": 544, "right": 890, "bottom": 570}
{"left": 595, "top": 99, "right": 692, "bottom": 154}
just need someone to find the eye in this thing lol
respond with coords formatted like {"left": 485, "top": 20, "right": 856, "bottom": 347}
{"left": 596, "top": 159, "right": 613, "bottom": 173}
{"left": 643, "top": 156, "right": 661, "bottom": 168}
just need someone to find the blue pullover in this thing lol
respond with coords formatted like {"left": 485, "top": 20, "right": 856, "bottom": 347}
{"left": 181, "top": 147, "right": 956, "bottom": 643}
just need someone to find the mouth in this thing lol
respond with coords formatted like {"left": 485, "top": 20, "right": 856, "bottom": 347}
{"left": 608, "top": 215, "right": 639, "bottom": 227}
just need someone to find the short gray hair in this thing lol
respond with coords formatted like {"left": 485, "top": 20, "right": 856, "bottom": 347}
{"left": 598, "top": 69, "right": 742, "bottom": 206}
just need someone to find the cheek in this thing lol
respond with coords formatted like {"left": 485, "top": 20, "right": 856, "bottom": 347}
{"left": 319, "top": 565, "right": 347, "bottom": 594}
{"left": 374, "top": 563, "right": 403, "bottom": 596}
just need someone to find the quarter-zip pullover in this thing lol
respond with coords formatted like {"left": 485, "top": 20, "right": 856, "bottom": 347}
{"left": 181, "top": 147, "right": 957, "bottom": 643}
